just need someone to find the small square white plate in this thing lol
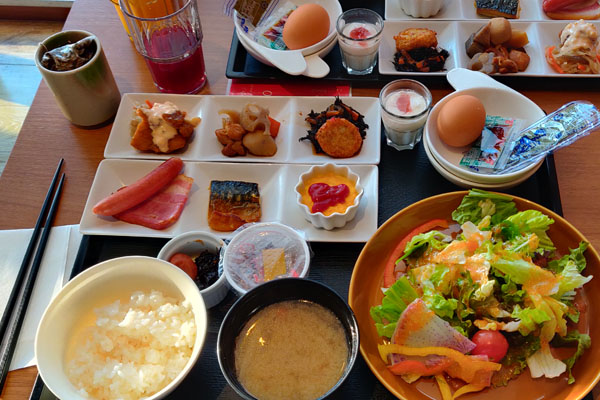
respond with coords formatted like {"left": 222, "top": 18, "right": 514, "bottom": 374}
{"left": 79, "top": 159, "right": 379, "bottom": 242}
{"left": 104, "top": 94, "right": 381, "bottom": 165}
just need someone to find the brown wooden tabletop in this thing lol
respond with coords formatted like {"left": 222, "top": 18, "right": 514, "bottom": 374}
{"left": 1, "top": 0, "right": 599, "bottom": 398}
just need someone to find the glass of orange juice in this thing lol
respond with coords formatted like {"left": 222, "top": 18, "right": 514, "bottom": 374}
{"left": 108, "top": 0, "right": 132, "bottom": 40}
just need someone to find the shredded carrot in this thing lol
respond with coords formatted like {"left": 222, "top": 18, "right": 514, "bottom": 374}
{"left": 145, "top": 100, "right": 154, "bottom": 108}
{"left": 577, "top": 64, "right": 586, "bottom": 71}
{"left": 546, "top": 46, "right": 564, "bottom": 74}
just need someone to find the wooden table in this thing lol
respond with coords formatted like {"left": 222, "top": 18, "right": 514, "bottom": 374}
{"left": 1, "top": 0, "right": 599, "bottom": 398}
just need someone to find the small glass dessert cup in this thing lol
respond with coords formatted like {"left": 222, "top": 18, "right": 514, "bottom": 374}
{"left": 336, "top": 8, "right": 384, "bottom": 75}
{"left": 294, "top": 163, "right": 364, "bottom": 230}
{"left": 380, "top": 79, "right": 433, "bottom": 151}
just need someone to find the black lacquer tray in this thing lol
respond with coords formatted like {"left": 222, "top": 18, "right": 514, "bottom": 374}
{"left": 31, "top": 131, "right": 595, "bottom": 399}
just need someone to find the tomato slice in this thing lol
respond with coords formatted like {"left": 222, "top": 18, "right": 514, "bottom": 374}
{"left": 169, "top": 253, "right": 198, "bottom": 280}
{"left": 383, "top": 218, "right": 449, "bottom": 288}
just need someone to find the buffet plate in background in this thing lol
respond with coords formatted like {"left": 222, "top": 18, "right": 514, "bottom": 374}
{"left": 385, "top": 0, "right": 569, "bottom": 20}
{"left": 380, "top": 20, "right": 600, "bottom": 77}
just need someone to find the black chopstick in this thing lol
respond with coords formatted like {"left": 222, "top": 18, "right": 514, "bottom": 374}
{"left": 0, "top": 168, "right": 65, "bottom": 391}
{"left": 0, "top": 159, "right": 63, "bottom": 344}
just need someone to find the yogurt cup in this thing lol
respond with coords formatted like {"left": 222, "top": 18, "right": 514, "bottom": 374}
{"left": 380, "top": 79, "right": 432, "bottom": 151}
{"left": 336, "top": 8, "right": 383, "bottom": 75}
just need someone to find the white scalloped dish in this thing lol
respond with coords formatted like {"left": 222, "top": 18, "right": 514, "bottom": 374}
{"left": 295, "top": 164, "right": 364, "bottom": 230}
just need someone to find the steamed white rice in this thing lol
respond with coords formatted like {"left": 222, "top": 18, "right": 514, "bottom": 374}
{"left": 66, "top": 290, "right": 196, "bottom": 400}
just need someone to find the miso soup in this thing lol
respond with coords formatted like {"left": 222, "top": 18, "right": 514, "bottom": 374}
{"left": 234, "top": 300, "right": 348, "bottom": 400}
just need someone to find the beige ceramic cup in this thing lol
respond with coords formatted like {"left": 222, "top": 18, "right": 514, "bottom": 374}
{"left": 35, "top": 30, "right": 121, "bottom": 126}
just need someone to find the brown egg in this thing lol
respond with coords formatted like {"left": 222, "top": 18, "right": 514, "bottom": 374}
{"left": 436, "top": 95, "right": 486, "bottom": 147}
{"left": 282, "top": 4, "right": 330, "bottom": 50}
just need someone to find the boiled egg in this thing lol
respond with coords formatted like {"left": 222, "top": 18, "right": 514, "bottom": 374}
{"left": 282, "top": 3, "right": 330, "bottom": 50}
{"left": 436, "top": 95, "right": 486, "bottom": 147}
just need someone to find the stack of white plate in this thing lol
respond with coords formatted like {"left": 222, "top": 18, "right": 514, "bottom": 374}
{"left": 423, "top": 86, "right": 545, "bottom": 190}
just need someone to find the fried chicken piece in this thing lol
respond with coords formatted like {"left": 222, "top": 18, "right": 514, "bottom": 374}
{"left": 315, "top": 117, "right": 363, "bottom": 158}
{"left": 130, "top": 106, "right": 200, "bottom": 153}
{"left": 394, "top": 28, "right": 438, "bottom": 52}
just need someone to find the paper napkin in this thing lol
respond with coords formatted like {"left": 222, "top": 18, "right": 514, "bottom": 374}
{"left": 0, "top": 225, "right": 82, "bottom": 371}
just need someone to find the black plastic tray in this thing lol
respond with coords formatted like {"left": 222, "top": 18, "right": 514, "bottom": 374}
{"left": 31, "top": 133, "right": 595, "bottom": 399}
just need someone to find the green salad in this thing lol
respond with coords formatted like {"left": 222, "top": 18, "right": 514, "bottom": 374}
{"left": 371, "top": 189, "right": 592, "bottom": 394}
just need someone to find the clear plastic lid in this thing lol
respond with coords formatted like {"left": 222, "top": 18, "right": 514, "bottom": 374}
{"left": 223, "top": 222, "right": 311, "bottom": 295}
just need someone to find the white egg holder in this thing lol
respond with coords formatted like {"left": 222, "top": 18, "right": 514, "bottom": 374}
{"left": 378, "top": 20, "right": 600, "bottom": 77}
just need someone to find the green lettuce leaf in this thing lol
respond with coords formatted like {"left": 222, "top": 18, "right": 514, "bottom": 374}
{"left": 556, "top": 260, "right": 592, "bottom": 297}
{"left": 492, "top": 257, "right": 554, "bottom": 286}
{"left": 551, "top": 330, "right": 591, "bottom": 384}
{"left": 400, "top": 230, "right": 448, "bottom": 260}
{"left": 422, "top": 284, "right": 458, "bottom": 319}
{"left": 511, "top": 305, "right": 552, "bottom": 336}
{"left": 497, "top": 273, "right": 526, "bottom": 305}
{"left": 505, "top": 210, "right": 555, "bottom": 252}
{"left": 370, "top": 277, "right": 418, "bottom": 338}
{"left": 548, "top": 242, "right": 589, "bottom": 274}
{"left": 452, "top": 189, "right": 518, "bottom": 225}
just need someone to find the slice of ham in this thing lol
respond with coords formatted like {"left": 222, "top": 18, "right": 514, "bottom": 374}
{"left": 115, "top": 174, "right": 193, "bottom": 230}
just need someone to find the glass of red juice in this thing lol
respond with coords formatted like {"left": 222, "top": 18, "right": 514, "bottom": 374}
{"left": 119, "top": 0, "right": 207, "bottom": 94}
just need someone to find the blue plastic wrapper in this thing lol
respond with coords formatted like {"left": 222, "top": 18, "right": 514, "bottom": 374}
{"left": 492, "top": 101, "right": 600, "bottom": 174}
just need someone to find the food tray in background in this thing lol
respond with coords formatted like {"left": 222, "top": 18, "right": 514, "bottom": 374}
{"left": 379, "top": 20, "right": 600, "bottom": 77}
{"left": 225, "top": 0, "right": 388, "bottom": 82}
{"left": 385, "top": 0, "right": 582, "bottom": 20}
{"left": 32, "top": 140, "right": 594, "bottom": 399}
{"left": 104, "top": 93, "right": 381, "bottom": 165}
{"left": 79, "top": 159, "right": 379, "bottom": 242}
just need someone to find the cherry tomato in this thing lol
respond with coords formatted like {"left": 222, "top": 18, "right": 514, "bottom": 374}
{"left": 169, "top": 253, "right": 198, "bottom": 280}
{"left": 471, "top": 330, "right": 509, "bottom": 362}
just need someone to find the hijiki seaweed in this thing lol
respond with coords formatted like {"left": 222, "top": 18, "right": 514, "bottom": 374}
{"left": 300, "top": 97, "right": 369, "bottom": 154}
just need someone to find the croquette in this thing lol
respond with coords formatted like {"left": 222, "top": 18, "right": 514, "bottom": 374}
{"left": 315, "top": 117, "right": 363, "bottom": 158}
{"left": 394, "top": 28, "right": 438, "bottom": 52}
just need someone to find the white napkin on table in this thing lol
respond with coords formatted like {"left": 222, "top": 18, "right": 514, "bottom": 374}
{"left": 0, "top": 225, "right": 82, "bottom": 371}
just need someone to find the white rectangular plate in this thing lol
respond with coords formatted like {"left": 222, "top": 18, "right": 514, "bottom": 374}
{"left": 379, "top": 20, "right": 600, "bottom": 77}
{"left": 386, "top": 0, "right": 550, "bottom": 21}
{"left": 79, "top": 159, "right": 379, "bottom": 242}
{"left": 104, "top": 94, "right": 381, "bottom": 165}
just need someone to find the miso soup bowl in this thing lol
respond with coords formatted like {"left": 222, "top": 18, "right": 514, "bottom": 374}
{"left": 217, "top": 278, "right": 359, "bottom": 399}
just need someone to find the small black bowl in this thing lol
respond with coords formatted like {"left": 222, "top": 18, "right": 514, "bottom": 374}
{"left": 217, "top": 278, "right": 360, "bottom": 400}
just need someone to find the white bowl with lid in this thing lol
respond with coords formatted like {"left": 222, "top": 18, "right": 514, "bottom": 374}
{"left": 222, "top": 222, "right": 311, "bottom": 295}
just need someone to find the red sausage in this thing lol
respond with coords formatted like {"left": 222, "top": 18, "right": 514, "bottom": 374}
{"left": 92, "top": 157, "right": 184, "bottom": 216}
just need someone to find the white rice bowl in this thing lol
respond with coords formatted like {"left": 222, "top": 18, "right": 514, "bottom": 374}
{"left": 35, "top": 256, "right": 207, "bottom": 400}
